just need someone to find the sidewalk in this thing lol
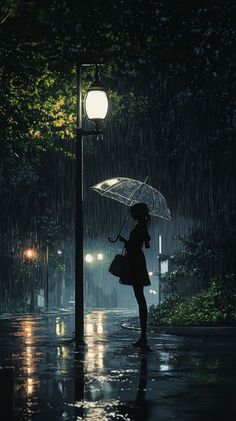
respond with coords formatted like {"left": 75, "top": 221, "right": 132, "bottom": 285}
{"left": 123, "top": 316, "right": 236, "bottom": 337}
{"left": 0, "top": 309, "right": 236, "bottom": 420}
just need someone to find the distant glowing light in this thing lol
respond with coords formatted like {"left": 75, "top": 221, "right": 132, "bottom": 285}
{"left": 148, "top": 271, "right": 154, "bottom": 276}
{"left": 97, "top": 253, "right": 104, "bottom": 261}
{"left": 161, "top": 259, "right": 169, "bottom": 274}
{"left": 159, "top": 235, "right": 162, "bottom": 254}
{"left": 57, "top": 249, "right": 62, "bottom": 255}
{"left": 85, "top": 254, "right": 94, "bottom": 263}
{"left": 23, "top": 248, "right": 38, "bottom": 261}
{"left": 160, "top": 364, "right": 170, "bottom": 371}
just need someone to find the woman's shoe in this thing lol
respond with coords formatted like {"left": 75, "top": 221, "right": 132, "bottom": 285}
{"left": 132, "top": 338, "right": 147, "bottom": 347}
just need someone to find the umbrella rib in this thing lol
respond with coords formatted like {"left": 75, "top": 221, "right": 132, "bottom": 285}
{"left": 129, "top": 176, "right": 150, "bottom": 204}
{"left": 129, "top": 181, "right": 145, "bottom": 205}
{"left": 95, "top": 190, "right": 133, "bottom": 202}
{"left": 152, "top": 187, "right": 155, "bottom": 211}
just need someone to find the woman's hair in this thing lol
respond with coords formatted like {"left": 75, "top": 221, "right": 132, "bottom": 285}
{"left": 129, "top": 203, "right": 150, "bottom": 223}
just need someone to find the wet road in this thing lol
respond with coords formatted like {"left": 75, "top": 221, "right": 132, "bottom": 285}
{"left": 0, "top": 310, "right": 236, "bottom": 420}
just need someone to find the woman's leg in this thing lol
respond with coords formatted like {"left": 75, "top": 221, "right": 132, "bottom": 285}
{"left": 133, "top": 284, "right": 148, "bottom": 343}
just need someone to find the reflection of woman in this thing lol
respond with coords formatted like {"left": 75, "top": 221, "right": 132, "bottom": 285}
{"left": 119, "top": 203, "right": 151, "bottom": 348}
{"left": 114, "top": 355, "right": 151, "bottom": 420}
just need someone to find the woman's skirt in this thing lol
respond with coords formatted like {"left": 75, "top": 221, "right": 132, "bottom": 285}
{"left": 119, "top": 251, "right": 151, "bottom": 286}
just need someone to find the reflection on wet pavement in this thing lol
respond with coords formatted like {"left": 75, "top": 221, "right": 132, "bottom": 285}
{"left": 0, "top": 310, "right": 236, "bottom": 420}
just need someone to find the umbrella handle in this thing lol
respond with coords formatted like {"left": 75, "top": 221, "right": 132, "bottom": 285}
{"left": 108, "top": 210, "right": 130, "bottom": 243}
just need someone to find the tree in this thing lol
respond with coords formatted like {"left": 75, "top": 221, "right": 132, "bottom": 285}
{"left": 0, "top": 1, "right": 235, "bottom": 308}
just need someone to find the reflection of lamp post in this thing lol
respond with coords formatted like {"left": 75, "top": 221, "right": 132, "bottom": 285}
{"left": 75, "top": 64, "right": 109, "bottom": 345}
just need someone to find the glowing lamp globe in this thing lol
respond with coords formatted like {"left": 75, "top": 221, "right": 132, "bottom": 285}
{"left": 84, "top": 87, "right": 108, "bottom": 121}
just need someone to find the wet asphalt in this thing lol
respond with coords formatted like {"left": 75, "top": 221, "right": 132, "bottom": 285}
{"left": 0, "top": 309, "right": 236, "bottom": 420}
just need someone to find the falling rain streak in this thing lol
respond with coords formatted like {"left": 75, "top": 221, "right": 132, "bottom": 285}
{"left": 0, "top": 68, "right": 234, "bottom": 312}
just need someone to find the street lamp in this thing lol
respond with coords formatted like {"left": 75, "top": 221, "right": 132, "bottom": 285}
{"left": 75, "top": 64, "right": 109, "bottom": 345}
{"left": 158, "top": 235, "right": 162, "bottom": 304}
{"left": 84, "top": 252, "right": 104, "bottom": 263}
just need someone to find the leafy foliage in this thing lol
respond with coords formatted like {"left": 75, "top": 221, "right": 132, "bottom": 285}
{"left": 149, "top": 293, "right": 182, "bottom": 325}
{"left": 1, "top": 0, "right": 235, "bottom": 160}
{"left": 171, "top": 226, "right": 222, "bottom": 279}
{"left": 169, "top": 224, "right": 235, "bottom": 283}
{"left": 149, "top": 279, "right": 236, "bottom": 327}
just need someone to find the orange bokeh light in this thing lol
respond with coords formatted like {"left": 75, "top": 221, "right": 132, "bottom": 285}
{"left": 23, "top": 248, "right": 38, "bottom": 260}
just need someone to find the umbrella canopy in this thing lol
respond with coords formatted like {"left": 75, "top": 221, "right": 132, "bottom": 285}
{"left": 91, "top": 177, "right": 171, "bottom": 221}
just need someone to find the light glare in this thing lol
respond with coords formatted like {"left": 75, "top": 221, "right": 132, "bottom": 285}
{"left": 85, "top": 254, "right": 94, "bottom": 263}
{"left": 23, "top": 248, "right": 38, "bottom": 260}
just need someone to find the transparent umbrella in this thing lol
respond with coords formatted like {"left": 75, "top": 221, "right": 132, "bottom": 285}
{"left": 91, "top": 177, "right": 171, "bottom": 241}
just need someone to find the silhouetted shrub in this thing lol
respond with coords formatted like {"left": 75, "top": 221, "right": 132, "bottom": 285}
{"left": 149, "top": 279, "right": 236, "bottom": 327}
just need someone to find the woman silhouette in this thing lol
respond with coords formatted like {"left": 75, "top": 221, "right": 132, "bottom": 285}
{"left": 119, "top": 203, "right": 151, "bottom": 348}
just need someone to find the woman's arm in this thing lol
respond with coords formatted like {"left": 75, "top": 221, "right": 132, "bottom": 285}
{"left": 144, "top": 230, "right": 151, "bottom": 248}
{"left": 119, "top": 235, "right": 127, "bottom": 244}
{"left": 140, "top": 225, "right": 151, "bottom": 248}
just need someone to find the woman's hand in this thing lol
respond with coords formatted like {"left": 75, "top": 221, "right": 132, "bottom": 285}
{"left": 119, "top": 235, "right": 127, "bottom": 244}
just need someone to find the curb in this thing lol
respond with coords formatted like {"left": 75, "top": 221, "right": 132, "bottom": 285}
{"left": 122, "top": 319, "right": 236, "bottom": 337}
{"left": 156, "top": 326, "right": 236, "bottom": 337}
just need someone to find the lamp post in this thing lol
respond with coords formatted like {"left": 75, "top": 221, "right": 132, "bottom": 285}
{"left": 75, "top": 63, "right": 108, "bottom": 345}
{"left": 158, "top": 235, "right": 162, "bottom": 304}
{"left": 23, "top": 247, "right": 39, "bottom": 312}
{"left": 45, "top": 244, "right": 49, "bottom": 312}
